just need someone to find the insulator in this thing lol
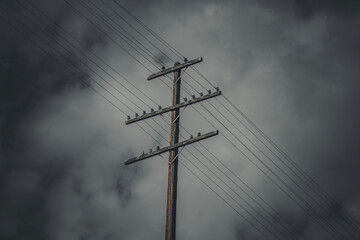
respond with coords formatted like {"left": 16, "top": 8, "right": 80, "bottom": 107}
{"left": 135, "top": 113, "right": 139, "bottom": 117}
{"left": 161, "top": 66, "right": 165, "bottom": 70}
{"left": 127, "top": 116, "right": 130, "bottom": 120}
{"left": 143, "top": 110, "right": 146, "bottom": 115}
{"left": 141, "top": 151, "right": 145, "bottom": 155}
{"left": 208, "top": 89, "right": 211, "bottom": 94}
{"left": 184, "top": 57, "right": 188, "bottom": 62}
{"left": 157, "top": 146, "right": 160, "bottom": 151}
{"left": 198, "top": 132, "right": 201, "bottom": 137}
{"left": 151, "top": 108, "right": 154, "bottom": 112}
{"left": 183, "top": 97, "right": 187, "bottom": 102}
{"left": 158, "top": 105, "right": 162, "bottom": 110}
{"left": 190, "top": 135, "right": 193, "bottom": 139}
{"left": 149, "top": 149, "right": 152, "bottom": 153}
{"left": 200, "top": 92, "right": 203, "bottom": 96}
{"left": 215, "top": 87, "right": 219, "bottom": 91}
{"left": 192, "top": 95, "right": 195, "bottom": 99}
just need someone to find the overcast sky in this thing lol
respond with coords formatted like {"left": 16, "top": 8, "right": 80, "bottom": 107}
{"left": 1, "top": 0, "right": 360, "bottom": 239}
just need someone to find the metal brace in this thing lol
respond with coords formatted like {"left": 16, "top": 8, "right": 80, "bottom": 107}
{"left": 174, "top": 66, "right": 188, "bottom": 86}
{"left": 172, "top": 105, "right": 187, "bottom": 124}
{"left": 169, "top": 146, "right": 185, "bottom": 165}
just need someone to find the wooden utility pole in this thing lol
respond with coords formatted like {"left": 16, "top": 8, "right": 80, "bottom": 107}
{"left": 124, "top": 57, "right": 220, "bottom": 240}
{"left": 165, "top": 63, "right": 181, "bottom": 240}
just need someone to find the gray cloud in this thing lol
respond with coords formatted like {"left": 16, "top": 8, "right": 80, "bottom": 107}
{"left": 1, "top": 0, "right": 360, "bottom": 239}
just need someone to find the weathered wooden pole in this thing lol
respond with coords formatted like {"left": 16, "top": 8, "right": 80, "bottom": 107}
{"left": 165, "top": 62, "right": 181, "bottom": 240}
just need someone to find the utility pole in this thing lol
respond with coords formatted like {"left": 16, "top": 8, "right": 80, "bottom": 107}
{"left": 124, "top": 57, "right": 221, "bottom": 240}
{"left": 165, "top": 62, "right": 181, "bottom": 240}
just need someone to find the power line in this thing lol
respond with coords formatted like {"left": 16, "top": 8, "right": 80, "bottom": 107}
{"left": 106, "top": 5, "right": 359, "bottom": 235}
{"left": 182, "top": 148, "right": 287, "bottom": 239}
{"left": 191, "top": 103, "right": 343, "bottom": 239}
{"left": 205, "top": 99, "right": 357, "bottom": 238}
{"left": 136, "top": 117, "right": 276, "bottom": 240}
{"left": 23, "top": 0, "right": 163, "bottom": 108}
{"left": 0, "top": 6, "right": 275, "bottom": 239}
{"left": 11, "top": 0, "right": 174, "bottom": 140}
{"left": 93, "top": 1, "right": 360, "bottom": 238}
{"left": 8, "top": 0, "right": 360, "bottom": 236}
{"left": 195, "top": 141, "right": 310, "bottom": 239}
{"left": 221, "top": 95, "right": 360, "bottom": 234}
{"left": 73, "top": 0, "right": 358, "bottom": 238}
{"left": 123, "top": 0, "right": 360, "bottom": 231}
{"left": 76, "top": 0, "right": 203, "bottom": 97}
{"left": 101, "top": 0, "right": 175, "bottom": 63}
{"left": 0, "top": 9, "right": 128, "bottom": 116}
{"left": 113, "top": 1, "right": 359, "bottom": 233}
{"left": 1, "top": 1, "right": 169, "bottom": 148}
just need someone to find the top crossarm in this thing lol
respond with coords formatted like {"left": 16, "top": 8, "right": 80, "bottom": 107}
{"left": 147, "top": 57, "right": 203, "bottom": 80}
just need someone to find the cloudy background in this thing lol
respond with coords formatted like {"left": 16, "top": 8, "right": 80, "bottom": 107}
{"left": 1, "top": 0, "right": 360, "bottom": 239}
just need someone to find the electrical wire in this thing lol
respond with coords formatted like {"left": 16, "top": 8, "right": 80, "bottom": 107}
{"left": 107, "top": 1, "right": 360, "bottom": 235}
{"left": 205, "top": 99, "right": 357, "bottom": 238}
{"left": 119, "top": 0, "right": 360, "bottom": 231}
{"left": 77, "top": 1, "right": 358, "bottom": 238}
{"left": 191, "top": 103, "right": 343, "bottom": 239}
{"left": 0, "top": 6, "right": 294, "bottom": 239}
{"left": 7, "top": 0, "right": 358, "bottom": 237}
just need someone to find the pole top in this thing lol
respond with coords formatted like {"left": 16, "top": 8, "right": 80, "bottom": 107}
{"left": 147, "top": 57, "right": 203, "bottom": 80}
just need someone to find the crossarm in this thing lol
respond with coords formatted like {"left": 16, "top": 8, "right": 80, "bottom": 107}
{"left": 125, "top": 90, "right": 221, "bottom": 125}
{"left": 124, "top": 130, "right": 219, "bottom": 165}
{"left": 147, "top": 57, "right": 203, "bottom": 80}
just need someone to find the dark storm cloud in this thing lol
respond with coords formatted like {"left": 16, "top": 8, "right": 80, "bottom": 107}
{"left": 0, "top": 0, "right": 154, "bottom": 238}
{"left": 1, "top": 0, "right": 360, "bottom": 239}
{"left": 255, "top": 0, "right": 360, "bottom": 18}
{"left": 0, "top": 1, "right": 124, "bottom": 239}
{"left": 294, "top": 0, "right": 360, "bottom": 17}
{"left": 1, "top": 6, "right": 73, "bottom": 240}
{"left": 224, "top": 0, "right": 360, "bottom": 238}
{"left": 0, "top": 0, "right": 86, "bottom": 149}
{"left": 266, "top": 0, "right": 360, "bottom": 198}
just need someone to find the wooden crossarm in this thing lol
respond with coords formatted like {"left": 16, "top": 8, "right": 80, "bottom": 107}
{"left": 124, "top": 130, "right": 219, "bottom": 165}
